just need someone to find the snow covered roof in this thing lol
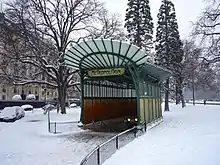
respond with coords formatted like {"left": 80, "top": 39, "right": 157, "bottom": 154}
{"left": 64, "top": 39, "right": 171, "bottom": 81}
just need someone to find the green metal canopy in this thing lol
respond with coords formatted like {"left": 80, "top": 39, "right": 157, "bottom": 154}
{"left": 64, "top": 39, "right": 171, "bottom": 81}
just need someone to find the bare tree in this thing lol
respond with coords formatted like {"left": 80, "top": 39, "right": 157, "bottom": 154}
{"left": 88, "top": 10, "right": 126, "bottom": 40}
{"left": 1, "top": 0, "right": 104, "bottom": 114}
{"left": 182, "top": 40, "right": 202, "bottom": 105}
{"left": 193, "top": 0, "right": 220, "bottom": 63}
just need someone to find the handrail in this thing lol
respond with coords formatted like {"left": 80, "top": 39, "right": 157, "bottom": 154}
{"left": 79, "top": 126, "right": 137, "bottom": 165}
{"left": 99, "top": 126, "right": 136, "bottom": 147}
{"left": 79, "top": 118, "right": 163, "bottom": 165}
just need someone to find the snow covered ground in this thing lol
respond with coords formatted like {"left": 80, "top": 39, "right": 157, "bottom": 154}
{"left": 0, "top": 107, "right": 116, "bottom": 165}
{"left": 1, "top": 104, "right": 220, "bottom": 165}
{"left": 188, "top": 100, "right": 220, "bottom": 104}
{"left": 103, "top": 104, "right": 220, "bottom": 165}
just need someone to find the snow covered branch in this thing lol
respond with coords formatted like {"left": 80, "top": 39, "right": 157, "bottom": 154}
{"left": 14, "top": 80, "right": 57, "bottom": 87}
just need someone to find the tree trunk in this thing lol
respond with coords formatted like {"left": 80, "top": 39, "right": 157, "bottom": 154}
{"left": 192, "top": 76, "right": 195, "bottom": 106}
{"left": 58, "top": 84, "right": 67, "bottom": 114}
{"left": 180, "top": 89, "right": 185, "bottom": 108}
{"left": 175, "top": 84, "right": 180, "bottom": 105}
{"left": 164, "top": 78, "right": 170, "bottom": 111}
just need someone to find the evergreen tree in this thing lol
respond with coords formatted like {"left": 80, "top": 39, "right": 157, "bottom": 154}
{"left": 155, "top": 0, "right": 183, "bottom": 111}
{"left": 124, "top": 0, "right": 154, "bottom": 51}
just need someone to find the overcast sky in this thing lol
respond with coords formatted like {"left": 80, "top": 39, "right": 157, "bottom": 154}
{"left": 101, "top": 0, "right": 207, "bottom": 39}
{"left": 0, "top": 0, "right": 207, "bottom": 39}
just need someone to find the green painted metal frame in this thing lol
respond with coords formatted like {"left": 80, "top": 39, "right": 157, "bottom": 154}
{"left": 65, "top": 39, "right": 151, "bottom": 71}
{"left": 65, "top": 39, "right": 171, "bottom": 126}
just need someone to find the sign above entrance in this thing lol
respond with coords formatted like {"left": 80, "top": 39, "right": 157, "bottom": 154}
{"left": 88, "top": 68, "right": 125, "bottom": 77}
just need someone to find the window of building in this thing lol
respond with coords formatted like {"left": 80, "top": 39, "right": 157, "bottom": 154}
{"left": 35, "top": 86, "right": 38, "bottom": 95}
{"left": 13, "top": 87, "right": 17, "bottom": 93}
{"left": 47, "top": 92, "right": 50, "bottom": 96}
{"left": 2, "top": 95, "right": 6, "bottom": 100}
{"left": 2, "top": 87, "right": 6, "bottom": 93}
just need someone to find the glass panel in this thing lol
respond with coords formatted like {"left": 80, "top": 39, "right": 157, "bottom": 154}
{"left": 95, "top": 40, "right": 106, "bottom": 52}
{"left": 136, "top": 57, "right": 147, "bottom": 65}
{"left": 83, "top": 57, "right": 98, "bottom": 68}
{"left": 65, "top": 52, "right": 81, "bottom": 61}
{"left": 103, "top": 54, "right": 111, "bottom": 67}
{"left": 122, "top": 45, "right": 135, "bottom": 59}
{"left": 120, "top": 42, "right": 130, "bottom": 56}
{"left": 104, "top": 40, "right": 113, "bottom": 53}
{"left": 118, "top": 58, "right": 123, "bottom": 66}
{"left": 108, "top": 55, "right": 114, "bottom": 67}
{"left": 93, "top": 85, "right": 96, "bottom": 97}
{"left": 84, "top": 84, "right": 87, "bottom": 96}
{"left": 112, "top": 40, "right": 120, "bottom": 54}
{"left": 70, "top": 45, "right": 86, "bottom": 56}
{"left": 88, "top": 84, "right": 91, "bottom": 97}
{"left": 114, "top": 56, "right": 119, "bottom": 66}
{"left": 87, "top": 56, "right": 103, "bottom": 68}
{"left": 79, "top": 42, "right": 93, "bottom": 54}
{"left": 65, "top": 60, "right": 78, "bottom": 70}
{"left": 87, "top": 40, "right": 99, "bottom": 52}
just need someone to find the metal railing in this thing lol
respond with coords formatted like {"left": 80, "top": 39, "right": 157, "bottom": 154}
{"left": 47, "top": 110, "right": 80, "bottom": 134}
{"left": 79, "top": 118, "right": 163, "bottom": 165}
{"left": 79, "top": 126, "right": 138, "bottom": 165}
{"left": 49, "top": 121, "right": 80, "bottom": 134}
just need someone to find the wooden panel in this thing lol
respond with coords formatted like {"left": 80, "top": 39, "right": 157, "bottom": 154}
{"left": 83, "top": 98, "right": 137, "bottom": 124}
{"left": 144, "top": 99, "right": 148, "bottom": 123}
{"left": 152, "top": 99, "right": 156, "bottom": 121}
{"left": 140, "top": 99, "right": 144, "bottom": 123}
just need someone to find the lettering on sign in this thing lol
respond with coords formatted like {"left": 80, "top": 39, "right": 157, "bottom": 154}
{"left": 88, "top": 68, "right": 125, "bottom": 77}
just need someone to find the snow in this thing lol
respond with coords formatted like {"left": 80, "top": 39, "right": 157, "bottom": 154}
{"left": 1, "top": 104, "right": 220, "bottom": 165}
{"left": 12, "top": 95, "right": 22, "bottom": 100}
{"left": 69, "top": 103, "right": 77, "bottom": 108}
{"left": 0, "top": 107, "right": 17, "bottom": 119}
{"left": 21, "top": 104, "right": 33, "bottom": 110}
{"left": 103, "top": 104, "right": 220, "bottom": 165}
{"left": 26, "top": 94, "right": 36, "bottom": 100}
{"left": 188, "top": 100, "right": 220, "bottom": 104}
{"left": 0, "top": 107, "right": 116, "bottom": 165}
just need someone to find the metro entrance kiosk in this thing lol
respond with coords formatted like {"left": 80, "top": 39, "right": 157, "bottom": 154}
{"left": 64, "top": 39, "right": 171, "bottom": 128}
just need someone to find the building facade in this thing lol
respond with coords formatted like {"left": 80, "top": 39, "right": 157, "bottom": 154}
{"left": 0, "top": 84, "right": 58, "bottom": 101}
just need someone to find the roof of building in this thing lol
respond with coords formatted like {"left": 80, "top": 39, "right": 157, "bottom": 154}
{"left": 64, "top": 39, "right": 172, "bottom": 81}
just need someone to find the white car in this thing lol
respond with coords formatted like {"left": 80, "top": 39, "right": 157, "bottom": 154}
{"left": 69, "top": 103, "right": 77, "bottom": 108}
{"left": 21, "top": 104, "right": 33, "bottom": 111}
{"left": 0, "top": 106, "right": 25, "bottom": 122}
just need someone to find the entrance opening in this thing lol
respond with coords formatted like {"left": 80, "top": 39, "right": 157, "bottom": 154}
{"left": 83, "top": 68, "right": 138, "bottom": 131}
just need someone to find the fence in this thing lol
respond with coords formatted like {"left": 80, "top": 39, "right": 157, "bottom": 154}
{"left": 80, "top": 118, "right": 163, "bottom": 165}
{"left": 0, "top": 100, "right": 47, "bottom": 109}
{"left": 47, "top": 110, "right": 80, "bottom": 134}
{"left": 79, "top": 126, "right": 137, "bottom": 165}
{"left": 79, "top": 118, "right": 163, "bottom": 165}
{"left": 49, "top": 121, "right": 80, "bottom": 134}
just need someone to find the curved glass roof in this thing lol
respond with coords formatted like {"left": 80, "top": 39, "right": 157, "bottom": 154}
{"left": 64, "top": 39, "right": 147, "bottom": 70}
{"left": 64, "top": 39, "right": 172, "bottom": 81}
